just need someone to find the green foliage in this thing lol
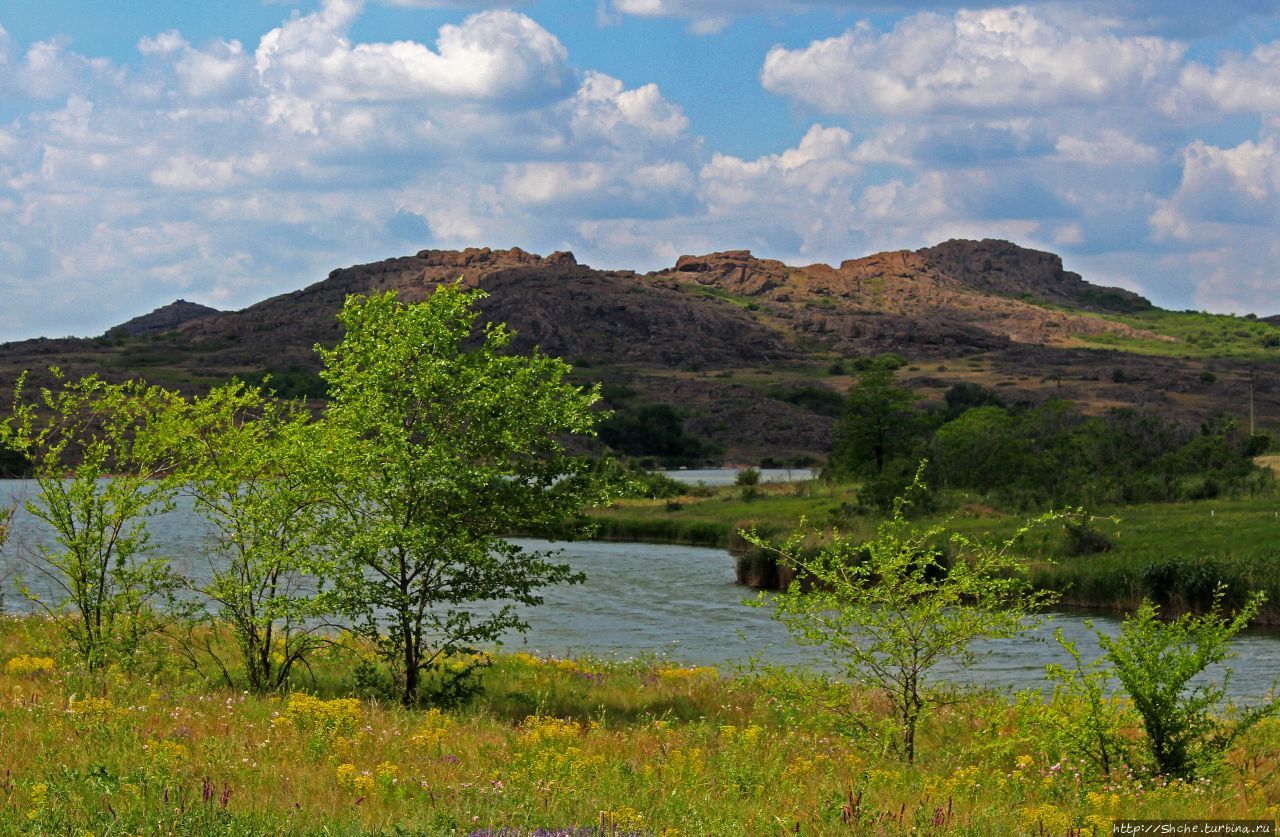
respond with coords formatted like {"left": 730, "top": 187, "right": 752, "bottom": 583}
{"left": 6, "top": 372, "right": 180, "bottom": 671}
{"left": 592, "top": 458, "right": 686, "bottom": 500}
{"left": 153, "top": 380, "right": 335, "bottom": 692}
{"left": 940, "top": 382, "right": 1005, "bottom": 421}
{"left": 766, "top": 384, "right": 844, "bottom": 418}
{"left": 829, "top": 356, "right": 921, "bottom": 479}
{"left": 598, "top": 403, "right": 719, "bottom": 466}
{"left": 745, "top": 467, "right": 1062, "bottom": 762}
{"left": 1096, "top": 588, "right": 1279, "bottom": 778}
{"left": 929, "top": 401, "right": 1264, "bottom": 507}
{"left": 0, "top": 436, "right": 32, "bottom": 477}
{"left": 931, "top": 406, "right": 1019, "bottom": 492}
{"left": 1075, "top": 308, "right": 1280, "bottom": 358}
{"left": 317, "top": 285, "right": 611, "bottom": 707}
{"left": 239, "top": 366, "right": 328, "bottom": 400}
{"left": 1041, "top": 628, "right": 1132, "bottom": 777}
{"left": 1061, "top": 516, "right": 1115, "bottom": 556}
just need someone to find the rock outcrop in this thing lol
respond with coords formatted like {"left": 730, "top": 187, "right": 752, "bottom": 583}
{"left": 0, "top": 238, "right": 1272, "bottom": 463}
{"left": 106, "top": 299, "right": 220, "bottom": 338}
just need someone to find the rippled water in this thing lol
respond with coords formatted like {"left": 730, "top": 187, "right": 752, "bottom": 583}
{"left": 658, "top": 468, "right": 816, "bottom": 486}
{"left": 2, "top": 480, "right": 1277, "bottom": 700}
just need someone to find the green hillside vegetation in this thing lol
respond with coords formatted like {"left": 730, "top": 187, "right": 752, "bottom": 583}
{"left": 1072, "top": 308, "right": 1280, "bottom": 358}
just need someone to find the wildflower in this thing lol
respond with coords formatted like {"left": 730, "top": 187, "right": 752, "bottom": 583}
{"left": 1018, "top": 803, "right": 1070, "bottom": 833}
{"left": 6, "top": 655, "right": 55, "bottom": 676}
{"left": 520, "top": 715, "right": 582, "bottom": 748}
{"left": 68, "top": 696, "right": 115, "bottom": 720}
{"left": 409, "top": 708, "right": 452, "bottom": 748}
{"left": 285, "top": 694, "right": 362, "bottom": 739}
{"left": 599, "top": 806, "right": 645, "bottom": 831}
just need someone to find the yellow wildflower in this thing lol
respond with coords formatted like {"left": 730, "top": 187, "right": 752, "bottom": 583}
{"left": 285, "top": 693, "right": 362, "bottom": 738}
{"left": 520, "top": 715, "right": 581, "bottom": 748}
{"left": 6, "top": 655, "right": 55, "bottom": 676}
{"left": 1019, "top": 803, "right": 1071, "bottom": 834}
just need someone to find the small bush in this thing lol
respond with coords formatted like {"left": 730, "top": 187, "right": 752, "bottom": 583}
{"left": 1064, "top": 518, "right": 1114, "bottom": 556}
{"left": 1097, "top": 589, "right": 1279, "bottom": 778}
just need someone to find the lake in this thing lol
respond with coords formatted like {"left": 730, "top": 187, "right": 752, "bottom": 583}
{"left": 2, "top": 480, "right": 1277, "bottom": 700}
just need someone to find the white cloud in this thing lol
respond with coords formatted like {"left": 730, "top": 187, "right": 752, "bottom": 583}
{"left": 0, "top": 3, "right": 709, "bottom": 338}
{"left": 603, "top": 0, "right": 1280, "bottom": 37}
{"left": 1054, "top": 129, "right": 1159, "bottom": 165}
{"left": 1173, "top": 42, "right": 1280, "bottom": 114}
{"left": 1150, "top": 138, "right": 1280, "bottom": 246}
{"left": 761, "top": 7, "right": 1184, "bottom": 117}
{"left": 1144, "top": 135, "right": 1280, "bottom": 313}
{"left": 572, "top": 72, "right": 690, "bottom": 144}
{"left": 255, "top": 1, "right": 572, "bottom": 121}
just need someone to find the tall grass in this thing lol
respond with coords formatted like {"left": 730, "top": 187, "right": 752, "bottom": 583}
{"left": 1, "top": 614, "right": 1278, "bottom": 834}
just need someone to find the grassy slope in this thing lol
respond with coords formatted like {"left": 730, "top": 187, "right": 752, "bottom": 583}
{"left": 1066, "top": 308, "right": 1280, "bottom": 359}
{"left": 1, "top": 616, "right": 1277, "bottom": 834}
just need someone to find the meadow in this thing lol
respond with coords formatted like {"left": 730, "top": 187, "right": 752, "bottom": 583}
{"left": 1, "top": 614, "right": 1277, "bottom": 835}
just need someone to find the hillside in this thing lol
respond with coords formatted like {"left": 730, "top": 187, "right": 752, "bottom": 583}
{"left": 0, "top": 239, "right": 1275, "bottom": 463}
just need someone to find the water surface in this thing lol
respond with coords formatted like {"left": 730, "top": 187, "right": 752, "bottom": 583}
{"left": 2, "top": 480, "right": 1276, "bottom": 701}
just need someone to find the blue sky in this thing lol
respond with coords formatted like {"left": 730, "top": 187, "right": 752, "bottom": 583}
{"left": 3, "top": 0, "right": 1280, "bottom": 340}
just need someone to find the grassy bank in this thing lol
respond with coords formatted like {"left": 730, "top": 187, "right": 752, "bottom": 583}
{"left": 591, "top": 482, "right": 1280, "bottom": 621}
{"left": 1, "top": 614, "right": 1277, "bottom": 834}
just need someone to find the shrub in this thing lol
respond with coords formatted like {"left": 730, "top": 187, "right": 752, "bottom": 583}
{"left": 744, "top": 466, "right": 1061, "bottom": 762}
{"left": 1096, "top": 588, "right": 1279, "bottom": 778}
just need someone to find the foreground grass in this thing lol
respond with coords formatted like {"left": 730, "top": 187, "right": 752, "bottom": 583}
{"left": 1, "top": 616, "right": 1278, "bottom": 834}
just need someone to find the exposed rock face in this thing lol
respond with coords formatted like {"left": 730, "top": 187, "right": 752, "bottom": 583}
{"left": 658, "top": 241, "right": 1164, "bottom": 354}
{"left": 1, "top": 238, "right": 1273, "bottom": 464}
{"left": 106, "top": 299, "right": 220, "bottom": 338}
{"left": 916, "top": 239, "right": 1152, "bottom": 313}
{"left": 160, "top": 247, "right": 795, "bottom": 371}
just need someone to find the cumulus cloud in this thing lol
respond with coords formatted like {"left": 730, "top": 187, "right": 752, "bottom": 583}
{"left": 1173, "top": 43, "right": 1280, "bottom": 115}
{"left": 602, "top": 0, "right": 1280, "bottom": 37}
{"left": 1141, "top": 133, "right": 1280, "bottom": 313}
{"left": 4, "top": 0, "right": 1280, "bottom": 337}
{"left": 0, "top": 1, "right": 703, "bottom": 338}
{"left": 254, "top": 1, "right": 575, "bottom": 134}
{"left": 761, "top": 7, "right": 1184, "bottom": 117}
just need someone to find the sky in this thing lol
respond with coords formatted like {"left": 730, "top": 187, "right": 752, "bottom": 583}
{"left": 3, "top": 1, "right": 1280, "bottom": 340}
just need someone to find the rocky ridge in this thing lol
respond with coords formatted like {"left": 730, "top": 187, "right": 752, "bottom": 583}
{"left": 0, "top": 239, "right": 1274, "bottom": 462}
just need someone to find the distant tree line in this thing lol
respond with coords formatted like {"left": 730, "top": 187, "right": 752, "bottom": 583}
{"left": 829, "top": 356, "right": 1273, "bottom": 509}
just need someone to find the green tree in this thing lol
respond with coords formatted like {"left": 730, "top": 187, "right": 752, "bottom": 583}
{"left": 930, "top": 406, "right": 1022, "bottom": 491}
{"left": 317, "top": 286, "right": 610, "bottom": 707}
{"left": 598, "top": 403, "right": 716, "bottom": 466}
{"left": 829, "top": 357, "right": 919, "bottom": 479}
{"left": 155, "top": 381, "right": 335, "bottom": 692}
{"left": 7, "top": 372, "right": 179, "bottom": 671}
{"left": 1096, "top": 588, "right": 1278, "bottom": 778}
{"left": 745, "top": 468, "right": 1061, "bottom": 762}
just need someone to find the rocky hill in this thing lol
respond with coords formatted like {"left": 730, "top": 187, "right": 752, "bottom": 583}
{"left": 0, "top": 239, "right": 1275, "bottom": 463}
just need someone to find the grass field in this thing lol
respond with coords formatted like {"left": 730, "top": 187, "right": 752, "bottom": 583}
{"left": 1, "top": 615, "right": 1277, "bottom": 835}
